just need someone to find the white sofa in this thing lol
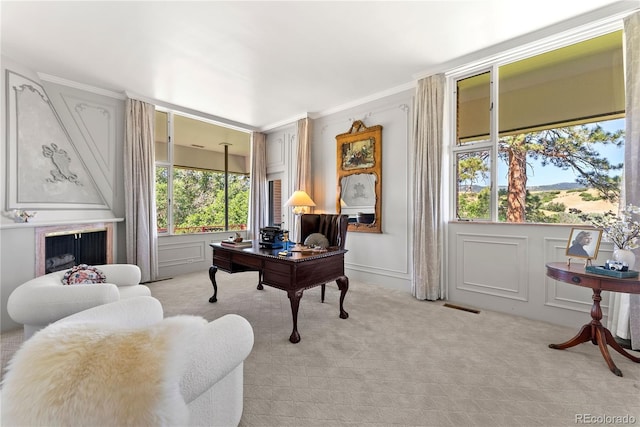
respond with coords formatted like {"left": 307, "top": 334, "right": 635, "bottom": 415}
{"left": 7, "top": 264, "right": 151, "bottom": 339}
{"left": 1, "top": 296, "right": 255, "bottom": 426}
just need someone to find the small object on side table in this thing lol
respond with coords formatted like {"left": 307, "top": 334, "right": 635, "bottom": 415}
{"left": 585, "top": 265, "right": 638, "bottom": 278}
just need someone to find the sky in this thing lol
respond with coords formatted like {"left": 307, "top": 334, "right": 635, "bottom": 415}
{"left": 497, "top": 118, "right": 625, "bottom": 187}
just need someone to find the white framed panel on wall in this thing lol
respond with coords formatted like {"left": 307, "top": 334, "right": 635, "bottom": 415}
{"left": 310, "top": 90, "right": 414, "bottom": 290}
{"left": 455, "top": 232, "right": 529, "bottom": 301}
{"left": 158, "top": 240, "right": 207, "bottom": 268}
{"left": 49, "top": 87, "right": 122, "bottom": 207}
{"left": 266, "top": 132, "right": 288, "bottom": 173}
{"left": 5, "top": 71, "right": 108, "bottom": 210}
{"left": 61, "top": 96, "right": 116, "bottom": 182}
{"left": 543, "top": 237, "right": 611, "bottom": 316}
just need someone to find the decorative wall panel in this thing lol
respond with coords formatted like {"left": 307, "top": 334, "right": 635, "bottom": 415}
{"left": 158, "top": 240, "right": 206, "bottom": 268}
{"left": 456, "top": 233, "right": 529, "bottom": 301}
{"left": 543, "top": 237, "right": 610, "bottom": 314}
{"left": 62, "top": 95, "right": 115, "bottom": 187}
{"left": 5, "top": 71, "right": 107, "bottom": 210}
{"left": 266, "top": 133, "right": 288, "bottom": 173}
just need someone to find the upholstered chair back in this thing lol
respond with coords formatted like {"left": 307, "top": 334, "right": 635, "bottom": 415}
{"left": 300, "top": 214, "right": 349, "bottom": 249}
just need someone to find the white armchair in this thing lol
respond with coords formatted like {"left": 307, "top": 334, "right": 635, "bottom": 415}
{"left": 1, "top": 296, "right": 254, "bottom": 427}
{"left": 7, "top": 264, "right": 151, "bottom": 339}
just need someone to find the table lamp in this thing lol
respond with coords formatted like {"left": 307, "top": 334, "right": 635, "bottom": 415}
{"left": 285, "top": 190, "right": 316, "bottom": 244}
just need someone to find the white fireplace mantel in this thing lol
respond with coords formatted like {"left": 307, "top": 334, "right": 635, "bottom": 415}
{"left": 34, "top": 221, "right": 120, "bottom": 276}
{"left": 0, "top": 217, "right": 124, "bottom": 230}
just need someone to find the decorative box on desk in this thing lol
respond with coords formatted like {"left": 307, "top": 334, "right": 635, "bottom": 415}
{"left": 585, "top": 265, "right": 639, "bottom": 279}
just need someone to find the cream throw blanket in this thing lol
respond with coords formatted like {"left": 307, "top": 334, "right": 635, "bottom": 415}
{"left": 2, "top": 315, "right": 206, "bottom": 426}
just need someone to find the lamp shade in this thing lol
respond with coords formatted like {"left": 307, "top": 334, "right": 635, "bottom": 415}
{"left": 285, "top": 191, "right": 316, "bottom": 208}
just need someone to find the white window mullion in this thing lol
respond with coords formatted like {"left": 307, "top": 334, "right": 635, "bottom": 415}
{"left": 167, "top": 112, "right": 174, "bottom": 235}
{"left": 490, "top": 64, "right": 499, "bottom": 222}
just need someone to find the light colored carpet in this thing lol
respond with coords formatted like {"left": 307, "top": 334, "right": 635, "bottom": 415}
{"left": 3, "top": 270, "right": 640, "bottom": 426}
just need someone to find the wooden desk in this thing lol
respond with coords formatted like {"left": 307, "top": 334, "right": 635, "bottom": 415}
{"left": 546, "top": 262, "right": 640, "bottom": 376}
{"left": 209, "top": 242, "right": 349, "bottom": 343}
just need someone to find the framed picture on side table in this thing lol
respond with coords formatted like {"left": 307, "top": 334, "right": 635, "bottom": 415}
{"left": 565, "top": 227, "right": 603, "bottom": 260}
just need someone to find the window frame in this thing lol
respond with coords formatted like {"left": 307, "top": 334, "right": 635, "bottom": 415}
{"left": 447, "top": 21, "right": 624, "bottom": 224}
{"left": 155, "top": 110, "right": 173, "bottom": 235}
{"left": 155, "top": 108, "right": 251, "bottom": 236}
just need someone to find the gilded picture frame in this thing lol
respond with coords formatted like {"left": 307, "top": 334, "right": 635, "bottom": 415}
{"left": 336, "top": 120, "right": 382, "bottom": 233}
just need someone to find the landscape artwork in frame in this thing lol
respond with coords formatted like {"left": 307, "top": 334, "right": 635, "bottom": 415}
{"left": 565, "top": 227, "right": 602, "bottom": 259}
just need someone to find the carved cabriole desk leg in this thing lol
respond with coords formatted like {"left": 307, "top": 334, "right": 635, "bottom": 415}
{"left": 257, "top": 270, "right": 264, "bottom": 290}
{"left": 288, "top": 289, "right": 303, "bottom": 343}
{"left": 336, "top": 275, "right": 349, "bottom": 319}
{"left": 208, "top": 265, "right": 218, "bottom": 303}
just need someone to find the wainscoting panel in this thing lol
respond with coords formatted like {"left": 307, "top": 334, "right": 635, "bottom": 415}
{"left": 266, "top": 133, "right": 288, "bottom": 172}
{"left": 158, "top": 240, "right": 207, "bottom": 268}
{"left": 543, "top": 237, "right": 610, "bottom": 315}
{"left": 456, "top": 233, "right": 529, "bottom": 301}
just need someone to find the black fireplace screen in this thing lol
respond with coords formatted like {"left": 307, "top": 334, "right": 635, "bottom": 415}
{"left": 45, "top": 230, "right": 107, "bottom": 273}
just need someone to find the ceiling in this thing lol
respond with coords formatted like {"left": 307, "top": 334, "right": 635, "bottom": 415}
{"left": 2, "top": 0, "right": 638, "bottom": 135}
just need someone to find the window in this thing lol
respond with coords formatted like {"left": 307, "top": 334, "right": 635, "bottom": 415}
{"left": 268, "top": 178, "right": 283, "bottom": 227}
{"left": 453, "top": 31, "right": 625, "bottom": 223}
{"left": 155, "top": 111, "right": 251, "bottom": 234}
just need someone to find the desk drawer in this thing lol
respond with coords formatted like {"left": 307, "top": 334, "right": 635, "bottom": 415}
{"left": 213, "top": 249, "right": 231, "bottom": 260}
{"left": 233, "top": 252, "right": 262, "bottom": 269}
{"left": 213, "top": 256, "right": 232, "bottom": 271}
{"left": 263, "top": 262, "right": 291, "bottom": 284}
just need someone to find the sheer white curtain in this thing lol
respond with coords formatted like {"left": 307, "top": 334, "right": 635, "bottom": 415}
{"left": 615, "top": 11, "right": 640, "bottom": 350}
{"left": 412, "top": 74, "right": 446, "bottom": 300}
{"left": 249, "top": 132, "right": 267, "bottom": 241}
{"left": 289, "top": 117, "right": 313, "bottom": 243}
{"left": 296, "top": 117, "right": 312, "bottom": 194}
{"left": 124, "top": 98, "right": 158, "bottom": 283}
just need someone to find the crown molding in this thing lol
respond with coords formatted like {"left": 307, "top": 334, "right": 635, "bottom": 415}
{"left": 260, "top": 81, "right": 416, "bottom": 132}
{"left": 415, "top": 1, "right": 637, "bottom": 80}
{"left": 126, "top": 91, "right": 256, "bottom": 133}
{"left": 37, "top": 73, "right": 126, "bottom": 99}
{"left": 259, "top": 113, "right": 308, "bottom": 133}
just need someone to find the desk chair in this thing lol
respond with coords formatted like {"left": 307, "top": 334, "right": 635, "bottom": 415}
{"left": 300, "top": 213, "right": 349, "bottom": 301}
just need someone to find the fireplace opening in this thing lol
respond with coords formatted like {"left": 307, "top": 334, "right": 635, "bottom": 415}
{"left": 36, "top": 223, "right": 114, "bottom": 276}
{"left": 45, "top": 230, "right": 107, "bottom": 273}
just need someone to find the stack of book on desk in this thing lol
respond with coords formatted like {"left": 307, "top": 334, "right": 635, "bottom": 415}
{"left": 220, "top": 240, "right": 253, "bottom": 248}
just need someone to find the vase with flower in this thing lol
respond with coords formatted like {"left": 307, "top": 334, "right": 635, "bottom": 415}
{"left": 574, "top": 204, "right": 640, "bottom": 270}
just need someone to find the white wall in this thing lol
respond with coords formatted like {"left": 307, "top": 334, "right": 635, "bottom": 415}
{"left": 307, "top": 91, "right": 414, "bottom": 292}
{"left": 292, "top": 87, "right": 611, "bottom": 332}
{"left": 447, "top": 222, "right": 617, "bottom": 329}
{"left": 0, "top": 58, "right": 126, "bottom": 331}
{"left": 2, "top": 27, "right": 624, "bottom": 334}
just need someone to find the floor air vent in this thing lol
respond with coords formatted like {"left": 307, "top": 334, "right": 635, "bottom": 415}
{"left": 443, "top": 303, "right": 480, "bottom": 314}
